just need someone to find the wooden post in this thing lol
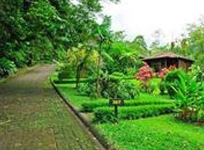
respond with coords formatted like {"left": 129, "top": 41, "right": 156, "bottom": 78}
{"left": 109, "top": 98, "right": 124, "bottom": 118}
{"left": 114, "top": 105, "right": 118, "bottom": 118}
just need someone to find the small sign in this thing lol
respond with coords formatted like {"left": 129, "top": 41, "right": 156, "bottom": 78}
{"left": 109, "top": 98, "right": 124, "bottom": 119}
{"left": 109, "top": 98, "right": 124, "bottom": 106}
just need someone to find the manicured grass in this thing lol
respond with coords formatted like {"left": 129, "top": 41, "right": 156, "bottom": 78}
{"left": 55, "top": 83, "right": 107, "bottom": 109}
{"left": 55, "top": 82, "right": 173, "bottom": 109}
{"left": 97, "top": 115, "right": 204, "bottom": 150}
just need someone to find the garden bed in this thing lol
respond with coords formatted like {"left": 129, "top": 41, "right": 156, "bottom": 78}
{"left": 52, "top": 75, "right": 204, "bottom": 150}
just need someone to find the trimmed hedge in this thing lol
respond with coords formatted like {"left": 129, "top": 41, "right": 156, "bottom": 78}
{"left": 93, "top": 104, "right": 175, "bottom": 123}
{"left": 81, "top": 100, "right": 109, "bottom": 112}
{"left": 81, "top": 99, "right": 174, "bottom": 112}
{"left": 54, "top": 78, "right": 89, "bottom": 84}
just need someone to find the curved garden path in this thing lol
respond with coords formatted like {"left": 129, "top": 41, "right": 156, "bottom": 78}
{"left": 0, "top": 64, "right": 104, "bottom": 150}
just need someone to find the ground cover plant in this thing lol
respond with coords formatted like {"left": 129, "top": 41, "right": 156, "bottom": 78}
{"left": 97, "top": 115, "right": 204, "bottom": 150}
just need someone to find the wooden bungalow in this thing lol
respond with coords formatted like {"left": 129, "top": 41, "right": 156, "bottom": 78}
{"left": 142, "top": 52, "right": 194, "bottom": 72}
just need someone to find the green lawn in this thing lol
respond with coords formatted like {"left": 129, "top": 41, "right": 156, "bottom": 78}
{"left": 56, "top": 83, "right": 107, "bottom": 109}
{"left": 97, "top": 115, "right": 204, "bottom": 150}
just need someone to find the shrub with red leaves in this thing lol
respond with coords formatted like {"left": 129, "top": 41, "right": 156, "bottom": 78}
{"left": 157, "top": 68, "right": 169, "bottom": 78}
{"left": 136, "top": 62, "right": 154, "bottom": 80}
{"left": 157, "top": 65, "right": 176, "bottom": 78}
{"left": 169, "top": 65, "right": 176, "bottom": 71}
{"left": 135, "top": 63, "right": 154, "bottom": 90}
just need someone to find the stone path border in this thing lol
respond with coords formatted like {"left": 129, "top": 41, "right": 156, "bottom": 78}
{"left": 50, "top": 79, "right": 117, "bottom": 150}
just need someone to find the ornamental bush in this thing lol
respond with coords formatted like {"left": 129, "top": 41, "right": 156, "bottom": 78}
{"left": 78, "top": 72, "right": 140, "bottom": 99}
{"left": 136, "top": 62, "right": 154, "bottom": 80}
{"left": 135, "top": 62, "right": 154, "bottom": 91}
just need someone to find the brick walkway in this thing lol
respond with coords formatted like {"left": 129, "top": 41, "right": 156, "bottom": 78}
{"left": 0, "top": 64, "right": 104, "bottom": 150}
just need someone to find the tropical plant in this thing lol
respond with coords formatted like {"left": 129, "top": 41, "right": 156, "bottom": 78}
{"left": 0, "top": 0, "right": 120, "bottom": 77}
{"left": 173, "top": 75, "right": 204, "bottom": 123}
{"left": 78, "top": 71, "right": 139, "bottom": 99}
{"left": 66, "top": 44, "right": 99, "bottom": 88}
{"left": 189, "top": 64, "right": 204, "bottom": 83}
{"left": 135, "top": 62, "right": 154, "bottom": 91}
{"left": 160, "top": 68, "right": 204, "bottom": 123}
{"left": 0, "top": 57, "right": 17, "bottom": 77}
{"left": 128, "top": 35, "right": 148, "bottom": 55}
{"left": 162, "top": 69, "right": 186, "bottom": 98}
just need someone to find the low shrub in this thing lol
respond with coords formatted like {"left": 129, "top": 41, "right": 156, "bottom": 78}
{"left": 81, "top": 99, "right": 174, "bottom": 112}
{"left": 101, "top": 72, "right": 138, "bottom": 99}
{"left": 77, "top": 78, "right": 98, "bottom": 98}
{"left": 56, "top": 63, "right": 75, "bottom": 80}
{"left": 81, "top": 100, "right": 109, "bottom": 112}
{"left": 93, "top": 104, "right": 175, "bottom": 123}
{"left": 146, "top": 78, "right": 161, "bottom": 95}
{"left": 135, "top": 62, "right": 154, "bottom": 91}
{"left": 108, "top": 80, "right": 139, "bottom": 99}
{"left": 54, "top": 78, "right": 90, "bottom": 84}
{"left": 162, "top": 69, "right": 187, "bottom": 98}
{"left": 0, "top": 57, "right": 17, "bottom": 77}
{"left": 77, "top": 72, "right": 140, "bottom": 99}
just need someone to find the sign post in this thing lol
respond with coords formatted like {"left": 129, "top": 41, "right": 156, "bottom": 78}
{"left": 109, "top": 98, "right": 124, "bottom": 118}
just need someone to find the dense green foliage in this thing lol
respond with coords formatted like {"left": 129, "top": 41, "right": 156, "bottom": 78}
{"left": 0, "top": 0, "right": 119, "bottom": 77}
{"left": 77, "top": 72, "right": 139, "bottom": 99}
{"left": 104, "top": 41, "right": 143, "bottom": 74}
{"left": 162, "top": 69, "right": 187, "bottom": 98}
{"left": 160, "top": 68, "right": 204, "bottom": 123}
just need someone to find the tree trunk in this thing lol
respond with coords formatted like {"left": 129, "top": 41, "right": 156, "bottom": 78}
{"left": 96, "top": 41, "right": 102, "bottom": 98}
{"left": 76, "top": 62, "right": 84, "bottom": 89}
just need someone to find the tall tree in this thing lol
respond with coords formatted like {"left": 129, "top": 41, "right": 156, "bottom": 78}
{"left": 0, "top": 0, "right": 120, "bottom": 77}
{"left": 186, "top": 23, "right": 204, "bottom": 65}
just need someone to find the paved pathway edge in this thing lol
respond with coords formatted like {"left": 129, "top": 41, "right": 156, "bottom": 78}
{"left": 50, "top": 78, "right": 117, "bottom": 150}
